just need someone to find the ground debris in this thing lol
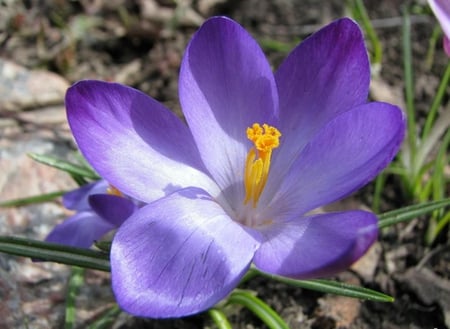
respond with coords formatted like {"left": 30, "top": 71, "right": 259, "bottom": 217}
{"left": 398, "top": 267, "right": 450, "bottom": 327}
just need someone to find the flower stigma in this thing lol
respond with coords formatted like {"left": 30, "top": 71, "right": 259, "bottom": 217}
{"left": 244, "top": 123, "right": 281, "bottom": 208}
{"left": 107, "top": 185, "right": 123, "bottom": 197}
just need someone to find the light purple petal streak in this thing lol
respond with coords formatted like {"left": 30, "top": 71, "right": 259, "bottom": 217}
{"left": 111, "top": 188, "right": 260, "bottom": 318}
{"left": 253, "top": 211, "right": 378, "bottom": 278}
{"left": 429, "top": 0, "right": 450, "bottom": 37}
{"left": 66, "top": 81, "right": 218, "bottom": 204}
{"left": 180, "top": 16, "right": 279, "bottom": 208}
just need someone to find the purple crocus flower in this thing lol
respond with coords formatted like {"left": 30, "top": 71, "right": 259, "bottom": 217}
{"left": 428, "top": 0, "right": 450, "bottom": 56}
{"left": 46, "top": 180, "right": 136, "bottom": 248}
{"left": 65, "top": 17, "right": 405, "bottom": 317}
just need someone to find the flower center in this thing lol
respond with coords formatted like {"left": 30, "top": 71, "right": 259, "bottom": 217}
{"left": 244, "top": 123, "right": 281, "bottom": 208}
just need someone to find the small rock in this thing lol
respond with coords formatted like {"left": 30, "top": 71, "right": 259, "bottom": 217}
{"left": 385, "top": 245, "right": 410, "bottom": 274}
{"left": 351, "top": 242, "right": 382, "bottom": 282}
{"left": 0, "top": 59, "right": 69, "bottom": 111}
{"left": 370, "top": 77, "right": 406, "bottom": 111}
{"left": 316, "top": 273, "right": 362, "bottom": 328}
{"left": 399, "top": 267, "right": 450, "bottom": 327}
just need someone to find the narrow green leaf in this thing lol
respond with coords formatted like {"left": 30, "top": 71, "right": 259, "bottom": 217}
{"left": 422, "top": 62, "right": 450, "bottom": 139}
{"left": 0, "top": 191, "right": 66, "bottom": 207}
{"left": 208, "top": 308, "right": 233, "bottom": 329}
{"left": 378, "top": 198, "right": 450, "bottom": 228}
{"left": 259, "top": 38, "right": 296, "bottom": 54}
{"left": 65, "top": 267, "right": 85, "bottom": 329}
{"left": 227, "top": 290, "right": 290, "bottom": 329}
{"left": 352, "top": 0, "right": 383, "bottom": 65}
{"left": 372, "top": 172, "right": 386, "bottom": 213}
{"left": 0, "top": 236, "right": 110, "bottom": 272}
{"left": 28, "top": 153, "right": 100, "bottom": 180}
{"left": 255, "top": 271, "right": 394, "bottom": 302}
{"left": 402, "top": 6, "right": 417, "bottom": 165}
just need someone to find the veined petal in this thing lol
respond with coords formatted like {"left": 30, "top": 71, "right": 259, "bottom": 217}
{"left": 66, "top": 80, "right": 219, "bottom": 203}
{"left": 266, "top": 102, "right": 405, "bottom": 218}
{"left": 62, "top": 180, "right": 108, "bottom": 211}
{"left": 89, "top": 194, "right": 137, "bottom": 227}
{"left": 45, "top": 211, "right": 115, "bottom": 248}
{"left": 253, "top": 211, "right": 378, "bottom": 279}
{"left": 179, "top": 16, "right": 279, "bottom": 207}
{"left": 110, "top": 187, "right": 260, "bottom": 318}
{"left": 271, "top": 18, "right": 370, "bottom": 186}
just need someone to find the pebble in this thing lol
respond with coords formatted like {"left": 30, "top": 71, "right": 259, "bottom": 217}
{"left": 0, "top": 59, "right": 69, "bottom": 111}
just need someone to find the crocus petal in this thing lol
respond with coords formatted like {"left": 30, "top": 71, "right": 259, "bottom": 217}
{"left": 444, "top": 36, "right": 450, "bottom": 56}
{"left": 253, "top": 211, "right": 378, "bottom": 279}
{"left": 179, "top": 16, "right": 279, "bottom": 207}
{"left": 110, "top": 187, "right": 260, "bottom": 318}
{"left": 267, "top": 102, "right": 405, "bottom": 218}
{"left": 271, "top": 18, "right": 370, "bottom": 184}
{"left": 66, "top": 80, "right": 218, "bottom": 203}
{"left": 45, "top": 211, "right": 115, "bottom": 248}
{"left": 63, "top": 180, "right": 108, "bottom": 211}
{"left": 89, "top": 194, "right": 137, "bottom": 227}
{"left": 429, "top": 0, "right": 450, "bottom": 37}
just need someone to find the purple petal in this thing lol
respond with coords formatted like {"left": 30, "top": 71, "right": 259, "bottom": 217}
{"left": 66, "top": 80, "right": 218, "bottom": 203}
{"left": 265, "top": 102, "right": 405, "bottom": 218}
{"left": 62, "top": 180, "right": 108, "bottom": 211}
{"left": 179, "top": 16, "right": 279, "bottom": 207}
{"left": 445, "top": 36, "right": 450, "bottom": 56}
{"left": 89, "top": 194, "right": 137, "bottom": 227}
{"left": 110, "top": 187, "right": 260, "bottom": 318}
{"left": 253, "top": 211, "right": 378, "bottom": 279}
{"left": 272, "top": 18, "right": 370, "bottom": 182}
{"left": 429, "top": 0, "right": 450, "bottom": 38}
{"left": 45, "top": 211, "right": 115, "bottom": 248}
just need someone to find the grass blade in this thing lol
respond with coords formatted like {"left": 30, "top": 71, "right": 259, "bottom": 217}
{"left": 208, "top": 309, "right": 233, "bottom": 329}
{"left": 0, "top": 236, "right": 110, "bottom": 271}
{"left": 254, "top": 270, "right": 393, "bottom": 302}
{"left": 28, "top": 153, "right": 100, "bottom": 180}
{"left": 0, "top": 191, "right": 66, "bottom": 207}
{"left": 228, "top": 290, "right": 289, "bottom": 329}
{"left": 65, "top": 267, "right": 85, "bottom": 329}
{"left": 378, "top": 198, "right": 450, "bottom": 228}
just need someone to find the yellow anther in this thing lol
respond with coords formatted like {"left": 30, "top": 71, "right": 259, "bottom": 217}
{"left": 244, "top": 123, "right": 281, "bottom": 207}
{"left": 107, "top": 185, "right": 123, "bottom": 197}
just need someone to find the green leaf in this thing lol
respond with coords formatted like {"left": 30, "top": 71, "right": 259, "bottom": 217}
{"left": 28, "top": 153, "right": 100, "bottom": 180}
{"left": 402, "top": 6, "right": 417, "bottom": 164}
{"left": 378, "top": 198, "right": 450, "bottom": 228}
{"left": 254, "top": 270, "right": 394, "bottom": 302}
{"left": 422, "top": 62, "right": 450, "bottom": 139}
{"left": 348, "top": 0, "right": 382, "bottom": 66}
{"left": 0, "top": 236, "right": 110, "bottom": 272}
{"left": 208, "top": 308, "right": 233, "bottom": 329}
{"left": 65, "top": 267, "right": 85, "bottom": 329}
{"left": 0, "top": 191, "right": 67, "bottom": 207}
{"left": 227, "top": 290, "right": 290, "bottom": 329}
